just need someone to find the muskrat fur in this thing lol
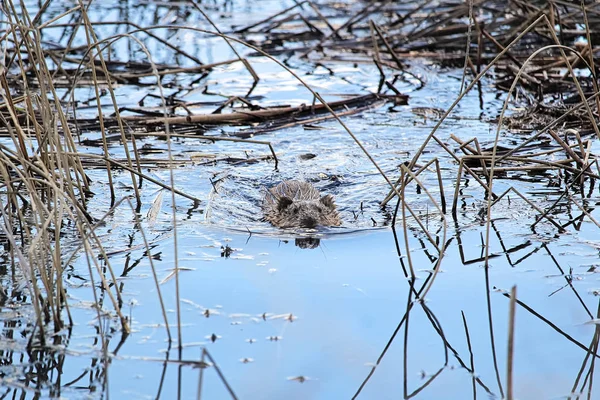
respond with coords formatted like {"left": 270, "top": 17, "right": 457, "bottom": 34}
{"left": 263, "top": 180, "right": 341, "bottom": 228}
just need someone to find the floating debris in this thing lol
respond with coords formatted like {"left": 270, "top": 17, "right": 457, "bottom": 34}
{"left": 221, "top": 245, "right": 234, "bottom": 258}
{"left": 205, "top": 334, "right": 222, "bottom": 343}
{"left": 287, "top": 376, "right": 312, "bottom": 383}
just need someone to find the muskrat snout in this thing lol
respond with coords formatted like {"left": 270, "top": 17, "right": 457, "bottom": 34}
{"left": 300, "top": 216, "right": 318, "bottom": 228}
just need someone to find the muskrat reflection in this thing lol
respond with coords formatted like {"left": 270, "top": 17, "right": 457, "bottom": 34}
{"left": 295, "top": 237, "right": 321, "bottom": 249}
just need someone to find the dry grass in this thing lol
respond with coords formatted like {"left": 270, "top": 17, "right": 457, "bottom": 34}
{"left": 0, "top": 0, "right": 599, "bottom": 397}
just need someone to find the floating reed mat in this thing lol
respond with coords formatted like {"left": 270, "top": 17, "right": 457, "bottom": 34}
{"left": 71, "top": 93, "right": 407, "bottom": 136}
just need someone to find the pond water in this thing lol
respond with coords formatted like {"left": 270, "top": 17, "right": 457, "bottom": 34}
{"left": 4, "top": 0, "right": 600, "bottom": 399}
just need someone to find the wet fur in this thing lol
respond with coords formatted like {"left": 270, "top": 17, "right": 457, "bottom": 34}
{"left": 263, "top": 181, "right": 341, "bottom": 228}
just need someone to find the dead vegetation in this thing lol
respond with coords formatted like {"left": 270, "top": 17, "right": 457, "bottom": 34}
{"left": 0, "top": 0, "right": 599, "bottom": 398}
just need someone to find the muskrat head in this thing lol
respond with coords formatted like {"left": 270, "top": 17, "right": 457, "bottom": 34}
{"left": 276, "top": 195, "right": 341, "bottom": 228}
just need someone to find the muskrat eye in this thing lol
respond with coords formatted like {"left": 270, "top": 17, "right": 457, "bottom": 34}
{"left": 277, "top": 196, "right": 293, "bottom": 212}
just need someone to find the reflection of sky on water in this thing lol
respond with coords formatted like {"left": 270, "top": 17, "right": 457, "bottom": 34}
{"left": 82, "top": 224, "right": 598, "bottom": 399}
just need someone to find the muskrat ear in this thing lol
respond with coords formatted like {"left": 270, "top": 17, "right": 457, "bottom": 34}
{"left": 277, "top": 196, "right": 294, "bottom": 211}
{"left": 320, "top": 195, "right": 336, "bottom": 209}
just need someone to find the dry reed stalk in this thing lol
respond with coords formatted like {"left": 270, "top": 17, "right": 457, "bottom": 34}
{"left": 190, "top": 3, "right": 259, "bottom": 87}
{"left": 0, "top": 0, "right": 159, "bottom": 350}
{"left": 388, "top": 13, "right": 550, "bottom": 218}
{"left": 133, "top": 93, "right": 389, "bottom": 125}
{"left": 1, "top": 1, "right": 87, "bottom": 339}
{"left": 77, "top": 3, "right": 141, "bottom": 207}
{"left": 396, "top": 163, "right": 447, "bottom": 300}
{"left": 506, "top": 286, "right": 517, "bottom": 400}
{"left": 486, "top": 37, "right": 598, "bottom": 263}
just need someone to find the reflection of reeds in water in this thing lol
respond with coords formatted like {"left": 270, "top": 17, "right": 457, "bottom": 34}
{"left": 335, "top": 3, "right": 600, "bottom": 397}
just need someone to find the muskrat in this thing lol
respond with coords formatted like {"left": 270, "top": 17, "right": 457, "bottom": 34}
{"left": 263, "top": 180, "right": 341, "bottom": 228}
